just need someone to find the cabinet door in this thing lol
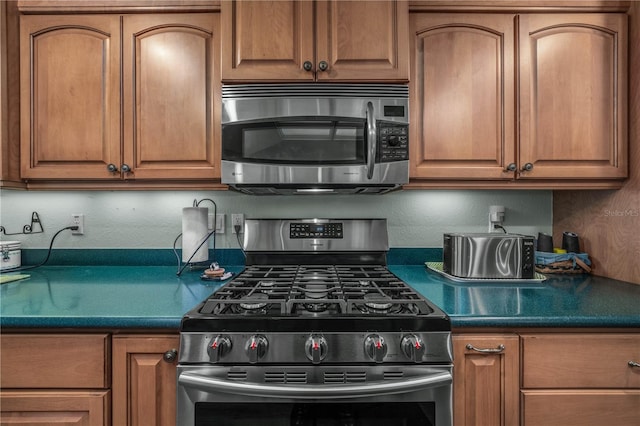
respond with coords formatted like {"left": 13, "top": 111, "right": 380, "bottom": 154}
{"left": 410, "top": 14, "right": 516, "bottom": 180}
{"left": 19, "top": 15, "right": 121, "bottom": 180}
{"left": 315, "top": 0, "right": 409, "bottom": 81}
{"left": 221, "top": 0, "right": 315, "bottom": 81}
{"left": 122, "top": 14, "right": 221, "bottom": 180}
{"left": 0, "top": 391, "right": 110, "bottom": 426}
{"left": 112, "top": 335, "right": 179, "bottom": 426}
{"left": 453, "top": 334, "right": 519, "bottom": 426}
{"left": 519, "top": 14, "right": 628, "bottom": 179}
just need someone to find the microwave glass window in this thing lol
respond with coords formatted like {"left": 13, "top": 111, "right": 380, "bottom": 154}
{"left": 226, "top": 118, "right": 365, "bottom": 164}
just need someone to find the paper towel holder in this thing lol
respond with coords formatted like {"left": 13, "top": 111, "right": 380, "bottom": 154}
{"left": 176, "top": 198, "right": 218, "bottom": 276}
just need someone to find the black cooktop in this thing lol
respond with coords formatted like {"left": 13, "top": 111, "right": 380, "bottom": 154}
{"left": 181, "top": 265, "right": 450, "bottom": 333}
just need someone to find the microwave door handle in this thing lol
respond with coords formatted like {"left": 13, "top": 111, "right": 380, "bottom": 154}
{"left": 366, "top": 101, "right": 376, "bottom": 180}
{"left": 179, "top": 370, "right": 451, "bottom": 400}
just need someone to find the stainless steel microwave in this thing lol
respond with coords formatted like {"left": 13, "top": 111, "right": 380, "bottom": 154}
{"left": 221, "top": 84, "right": 409, "bottom": 195}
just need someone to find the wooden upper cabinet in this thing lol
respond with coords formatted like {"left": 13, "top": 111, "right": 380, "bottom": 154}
{"left": 410, "top": 14, "right": 516, "bottom": 180}
{"left": 122, "top": 14, "right": 221, "bottom": 180}
{"left": 20, "top": 13, "right": 222, "bottom": 183}
{"left": 20, "top": 15, "right": 121, "bottom": 180}
{"left": 222, "top": 0, "right": 409, "bottom": 82}
{"left": 518, "top": 13, "right": 628, "bottom": 180}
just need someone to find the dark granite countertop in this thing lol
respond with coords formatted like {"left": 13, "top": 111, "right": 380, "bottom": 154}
{"left": 2, "top": 264, "right": 639, "bottom": 329}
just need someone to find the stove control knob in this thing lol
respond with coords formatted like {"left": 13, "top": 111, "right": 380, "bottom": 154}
{"left": 364, "top": 334, "right": 387, "bottom": 363}
{"left": 245, "top": 335, "right": 268, "bottom": 363}
{"left": 401, "top": 334, "right": 426, "bottom": 363}
{"left": 208, "top": 335, "right": 232, "bottom": 363}
{"left": 305, "top": 334, "right": 328, "bottom": 364}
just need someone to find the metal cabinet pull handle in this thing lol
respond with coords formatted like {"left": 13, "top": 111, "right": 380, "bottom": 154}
{"left": 107, "top": 163, "right": 118, "bottom": 173}
{"left": 521, "top": 162, "right": 534, "bottom": 172}
{"left": 303, "top": 61, "right": 313, "bottom": 71}
{"left": 318, "top": 60, "right": 328, "bottom": 71}
{"left": 121, "top": 164, "right": 131, "bottom": 173}
{"left": 465, "top": 343, "right": 505, "bottom": 354}
{"left": 629, "top": 361, "right": 640, "bottom": 368}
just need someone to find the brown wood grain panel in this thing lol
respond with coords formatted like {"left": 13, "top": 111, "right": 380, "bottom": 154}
{"left": 521, "top": 390, "right": 640, "bottom": 426}
{"left": 0, "top": 334, "right": 109, "bottom": 389}
{"left": 453, "top": 334, "right": 519, "bottom": 426}
{"left": 221, "top": 0, "right": 315, "bottom": 81}
{"left": 519, "top": 13, "right": 628, "bottom": 179}
{"left": 0, "top": 391, "right": 110, "bottom": 426}
{"left": 553, "top": 2, "right": 640, "bottom": 284}
{"left": 0, "top": 1, "right": 23, "bottom": 188}
{"left": 521, "top": 334, "right": 640, "bottom": 388}
{"left": 19, "top": 14, "right": 121, "bottom": 180}
{"left": 122, "top": 13, "right": 221, "bottom": 180}
{"left": 410, "top": 13, "right": 516, "bottom": 180}
{"left": 112, "top": 335, "right": 178, "bottom": 426}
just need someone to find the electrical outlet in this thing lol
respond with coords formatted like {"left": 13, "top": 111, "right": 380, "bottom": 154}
{"left": 488, "top": 205, "right": 505, "bottom": 232}
{"left": 71, "top": 213, "right": 84, "bottom": 235}
{"left": 231, "top": 213, "right": 244, "bottom": 234}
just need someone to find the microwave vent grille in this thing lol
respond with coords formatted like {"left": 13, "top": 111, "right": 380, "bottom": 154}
{"left": 222, "top": 84, "right": 408, "bottom": 99}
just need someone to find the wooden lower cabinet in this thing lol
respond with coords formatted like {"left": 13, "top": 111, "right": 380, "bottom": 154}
{"left": 0, "top": 333, "right": 111, "bottom": 426}
{"left": 0, "top": 391, "right": 110, "bottom": 426}
{"left": 112, "top": 334, "right": 180, "bottom": 426}
{"left": 452, "top": 334, "right": 519, "bottom": 426}
{"left": 521, "top": 390, "right": 640, "bottom": 426}
{"left": 521, "top": 333, "right": 640, "bottom": 426}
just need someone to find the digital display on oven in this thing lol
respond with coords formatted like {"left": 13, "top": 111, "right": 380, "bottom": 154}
{"left": 290, "top": 222, "right": 343, "bottom": 239}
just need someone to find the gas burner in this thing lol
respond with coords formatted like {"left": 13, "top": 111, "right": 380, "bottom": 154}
{"left": 239, "top": 293, "right": 268, "bottom": 311}
{"left": 363, "top": 293, "right": 393, "bottom": 311}
{"left": 302, "top": 283, "right": 329, "bottom": 300}
{"left": 258, "top": 280, "right": 275, "bottom": 292}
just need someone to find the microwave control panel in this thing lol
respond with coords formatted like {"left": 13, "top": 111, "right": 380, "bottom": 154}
{"left": 378, "top": 123, "right": 408, "bottom": 162}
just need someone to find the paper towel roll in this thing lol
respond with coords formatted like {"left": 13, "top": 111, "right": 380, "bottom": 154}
{"left": 182, "top": 207, "right": 209, "bottom": 263}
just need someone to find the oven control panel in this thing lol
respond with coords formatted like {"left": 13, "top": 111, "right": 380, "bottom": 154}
{"left": 180, "top": 331, "right": 453, "bottom": 365}
{"left": 290, "top": 222, "right": 343, "bottom": 239}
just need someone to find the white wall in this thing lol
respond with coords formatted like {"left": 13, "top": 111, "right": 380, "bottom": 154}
{"left": 0, "top": 189, "right": 552, "bottom": 249}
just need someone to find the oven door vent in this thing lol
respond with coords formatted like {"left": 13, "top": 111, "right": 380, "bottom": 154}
{"left": 324, "top": 371, "right": 367, "bottom": 384}
{"left": 227, "top": 371, "right": 248, "bottom": 381}
{"left": 383, "top": 371, "right": 405, "bottom": 380}
{"left": 264, "top": 371, "right": 308, "bottom": 384}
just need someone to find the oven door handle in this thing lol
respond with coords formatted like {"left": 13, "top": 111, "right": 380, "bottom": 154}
{"left": 178, "top": 370, "right": 451, "bottom": 400}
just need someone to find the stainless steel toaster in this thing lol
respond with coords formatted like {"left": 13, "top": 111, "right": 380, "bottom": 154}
{"left": 443, "top": 233, "right": 535, "bottom": 279}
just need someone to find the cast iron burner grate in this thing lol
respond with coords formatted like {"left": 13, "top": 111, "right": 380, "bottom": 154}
{"left": 199, "top": 265, "right": 433, "bottom": 316}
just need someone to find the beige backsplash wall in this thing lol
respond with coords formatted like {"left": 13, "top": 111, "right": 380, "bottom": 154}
{"left": 553, "top": 1, "right": 640, "bottom": 284}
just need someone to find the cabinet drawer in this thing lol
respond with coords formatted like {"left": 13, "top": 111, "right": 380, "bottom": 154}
{"left": 0, "top": 390, "right": 110, "bottom": 426}
{"left": 521, "top": 390, "right": 640, "bottom": 426}
{"left": 521, "top": 333, "right": 640, "bottom": 388}
{"left": 0, "top": 334, "right": 109, "bottom": 388}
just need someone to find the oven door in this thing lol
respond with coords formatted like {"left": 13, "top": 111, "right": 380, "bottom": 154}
{"left": 177, "top": 365, "right": 452, "bottom": 426}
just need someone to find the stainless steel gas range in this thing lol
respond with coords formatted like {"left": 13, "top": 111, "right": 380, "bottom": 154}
{"left": 177, "top": 219, "right": 453, "bottom": 426}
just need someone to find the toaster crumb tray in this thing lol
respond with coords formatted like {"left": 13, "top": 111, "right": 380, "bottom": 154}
{"left": 425, "top": 262, "right": 547, "bottom": 283}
